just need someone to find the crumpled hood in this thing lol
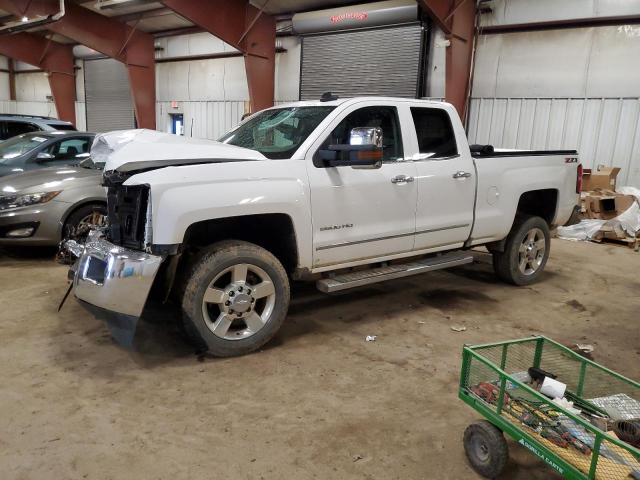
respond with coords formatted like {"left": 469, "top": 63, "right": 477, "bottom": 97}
{"left": 95, "top": 129, "right": 268, "bottom": 173}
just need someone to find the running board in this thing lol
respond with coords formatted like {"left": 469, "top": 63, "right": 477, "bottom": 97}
{"left": 316, "top": 252, "right": 474, "bottom": 293}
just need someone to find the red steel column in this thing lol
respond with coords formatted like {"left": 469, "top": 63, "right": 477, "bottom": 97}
{"left": 0, "top": 0, "right": 156, "bottom": 128}
{"left": 445, "top": 0, "right": 476, "bottom": 122}
{"left": 0, "top": 32, "right": 76, "bottom": 124}
{"left": 160, "top": 0, "right": 276, "bottom": 112}
{"left": 8, "top": 59, "right": 16, "bottom": 100}
{"left": 418, "top": 0, "right": 477, "bottom": 122}
{"left": 243, "top": 3, "right": 276, "bottom": 112}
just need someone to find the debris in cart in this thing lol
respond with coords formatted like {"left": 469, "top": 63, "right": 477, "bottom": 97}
{"left": 459, "top": 336, "right": 640, "bottom": 479}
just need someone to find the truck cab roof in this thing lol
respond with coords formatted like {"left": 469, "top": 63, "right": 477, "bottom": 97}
{"left": 271, "top": 97, "right": 453, "bottom": 110}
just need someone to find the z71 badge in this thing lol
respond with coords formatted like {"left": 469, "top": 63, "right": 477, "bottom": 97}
{"left": 320, "top": 224, "right": 353, "bottom": 232}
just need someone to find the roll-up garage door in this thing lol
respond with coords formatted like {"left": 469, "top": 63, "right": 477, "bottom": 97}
{"left": 84, "top": 58, "right": 135, "bottom": 133}
{"left": 300, "top": 23, "right": 423, "bottom": 100}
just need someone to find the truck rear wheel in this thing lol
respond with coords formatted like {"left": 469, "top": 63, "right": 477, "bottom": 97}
{"left": 181, "top": 240, "right": 290, "bottom": 357}
{"left": 492, "top": 215, "right": 550, "bottom": 286}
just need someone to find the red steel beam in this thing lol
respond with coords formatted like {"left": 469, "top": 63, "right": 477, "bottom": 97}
{"left": 446, "top": 0, "right": 476, "bottom": 122}
{"left": 419, "top": 0, "right": 477, "bottom": 122}
{"left": 8, "top": 58, "right": 16, "bottom": 100}
{"left": 160, "top": 0, "right": 276, "bottom": 112}
{"left": 0, "top": 0, "right": 156, "bottom": 128}
{"left": 0, "top": 32, "right": 76, "bottom": 123}
{"left": 418, "top": 0, "right": 453, "bottom": 33}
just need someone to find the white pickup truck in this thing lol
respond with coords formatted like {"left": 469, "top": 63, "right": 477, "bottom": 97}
{"left": 68, "top": 97, "right": 581, "bottom": 357}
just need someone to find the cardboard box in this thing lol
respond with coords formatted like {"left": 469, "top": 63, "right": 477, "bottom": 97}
{"left": 580, "top": 192, "right": 636, "bottom": 220}
{"left": 582, "top": 166, "right": 621, "bottom": 192}
{"left": 615, "top": 194, "right": 636, "bottom": 215}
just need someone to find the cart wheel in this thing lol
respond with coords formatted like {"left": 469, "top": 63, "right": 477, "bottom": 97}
{"left": 463, "top": 421, "right": 508, "bottom": 478}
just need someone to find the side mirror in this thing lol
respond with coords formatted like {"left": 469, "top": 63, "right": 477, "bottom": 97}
{"left": 36, "top": 152, "right": 54, "bottom": 162}
{"left": 315, "top": 127, "right": 383, "bottom": 169}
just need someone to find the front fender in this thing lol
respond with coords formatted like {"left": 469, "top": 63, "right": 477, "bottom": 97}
{"left": 126, "top": 161, "right": 313, "bottom": 268}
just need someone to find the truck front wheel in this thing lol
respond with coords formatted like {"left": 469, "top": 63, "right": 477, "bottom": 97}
{"left": 181, "top": 240, "right": 290, "bottom": 357}
{"left": 492, "top": 215, "right": 551, "bottom": 286}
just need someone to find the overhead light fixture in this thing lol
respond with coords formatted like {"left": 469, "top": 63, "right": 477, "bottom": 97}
{"left": 0, "top": 0, "right": 65, "bottom": 34}
{"left": 96, "top": 0, "right": 152, "bottom": 11}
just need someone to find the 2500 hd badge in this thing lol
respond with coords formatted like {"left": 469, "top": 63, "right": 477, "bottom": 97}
{"left": 320, "top": 223, "right": 353, "bottom": 232}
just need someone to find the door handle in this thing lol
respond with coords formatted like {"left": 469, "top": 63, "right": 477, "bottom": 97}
{"left": 391, "top": 175, "right": 414, "bottom": 184}
{"left": 453, "top": 171, "right": 472, "bottom": 179}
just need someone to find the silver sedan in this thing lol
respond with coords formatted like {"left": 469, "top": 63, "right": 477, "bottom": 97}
{"left": 0, "top": 159, "right": 106, "bottom": 246}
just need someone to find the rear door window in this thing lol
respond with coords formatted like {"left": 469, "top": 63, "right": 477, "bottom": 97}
{"left": 51, "top": 124, "right": 77, "bottom": 131}
{"left": 410, "top": 108, "right": 458, "bottom": 159}
{"left": 6, "top": 121, "right": 41, "bottom": 139}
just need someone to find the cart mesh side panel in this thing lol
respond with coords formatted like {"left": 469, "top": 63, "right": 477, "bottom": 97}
{"left": 461, "top": 337, "right": 640, "bottom": 479}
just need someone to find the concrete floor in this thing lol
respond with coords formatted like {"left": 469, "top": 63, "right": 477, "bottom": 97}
{"left": 0, "top": 239, "right": 638, "bottom": 480}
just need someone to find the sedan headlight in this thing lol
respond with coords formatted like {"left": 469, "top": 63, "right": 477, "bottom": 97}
{"left": 0, "top": 191, "right": 62, "bottom": 211}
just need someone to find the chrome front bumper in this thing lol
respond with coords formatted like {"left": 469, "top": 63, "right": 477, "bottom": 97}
{"left": 69, "top": 230, "right": 164, "bottom": 317}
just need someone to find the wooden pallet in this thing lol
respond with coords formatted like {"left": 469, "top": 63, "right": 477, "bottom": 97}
{"left": 592, "top": 233, "right": 640, "bottom": 251}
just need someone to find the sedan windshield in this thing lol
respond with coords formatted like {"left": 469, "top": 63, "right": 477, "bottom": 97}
{"left": 0, "top": 134, "right": 49, "bottom": 162}
{"left": 219, "top": 106, "right": 335, "bottom": 159}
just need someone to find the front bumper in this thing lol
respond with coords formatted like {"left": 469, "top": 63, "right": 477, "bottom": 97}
{"left": 70, "top": 230, "right": 164, "bottom": 317}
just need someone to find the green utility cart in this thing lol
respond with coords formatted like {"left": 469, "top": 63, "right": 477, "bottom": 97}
{"left": 459, "top": 336, "right": 640, "bottom": 479}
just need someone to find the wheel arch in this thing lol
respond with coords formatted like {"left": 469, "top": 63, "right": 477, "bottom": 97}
{"left": 182, "top": 213, "right": 300, "bottom": 275}
{"left": 516, "top": 189, "right": 558, "bottom": 226}
{"left": 58, "top": 198, "right": 107, "bottom": 240}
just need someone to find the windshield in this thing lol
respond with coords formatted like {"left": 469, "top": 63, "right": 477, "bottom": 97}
{"left": 0, "top": 134, "right": 49, "bottom": 162}
{"left": 219, "top": 106, "right": 335, "bottom": 159}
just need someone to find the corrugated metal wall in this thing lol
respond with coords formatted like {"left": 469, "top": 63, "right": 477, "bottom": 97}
{"left": 467, "top": 97, "right": 640, "bottom": 187}
{"left": 156, "top": 101, "right": 246, "bottom": 140}
{"left": 471, "top": 23, "right": 640, "bottom": 188}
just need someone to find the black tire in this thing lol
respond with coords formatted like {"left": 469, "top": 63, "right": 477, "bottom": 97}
{"left": 463, "top": 420, "right": 508, "bottom": 479}
{"left": 62, "top": 203, "right": 107, "bottom": 241}
{"left": 181, "top": 240, "right": 290, "bottom": 357}
{"left": 492, "top": 215, "right": 550, "bottom": 286}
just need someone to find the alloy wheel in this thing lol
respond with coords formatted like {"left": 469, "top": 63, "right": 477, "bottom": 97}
{"left": 201, "top": 263, "right": 276, "bottom": 341}
{"left": 518, "top": 227, "right": 546, "bottom": 275}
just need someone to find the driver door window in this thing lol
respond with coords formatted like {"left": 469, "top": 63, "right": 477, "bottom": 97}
{"left": 46, "top": 138, "right": 91, "bottom": 161}
{"left": 319, "top": 106, "right": 403, "bottom": 163}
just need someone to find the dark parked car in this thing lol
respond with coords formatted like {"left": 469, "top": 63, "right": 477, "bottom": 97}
{"left": 0, "top": 114, "right": 76, "bottom": 141}
{"left": 0, "top": 131, "right": 95, "bottom": 177}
